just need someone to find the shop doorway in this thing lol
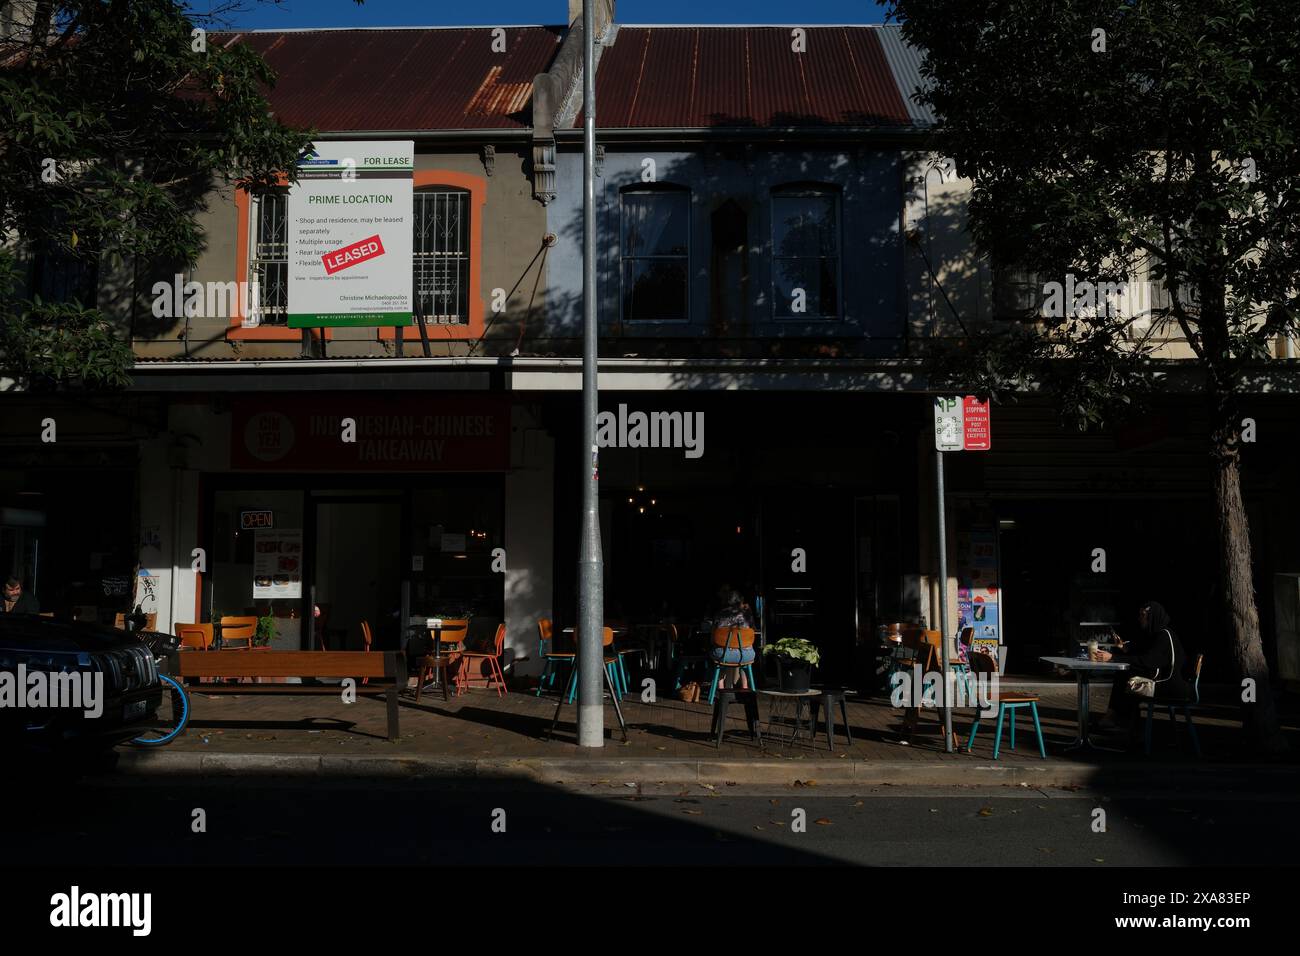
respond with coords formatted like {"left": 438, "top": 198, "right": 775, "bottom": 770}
{"left": 311, "top": 498, "right": 402, "bottom": 652}
{"left": 761, "top": 492, "right": 855, "bottom": 685}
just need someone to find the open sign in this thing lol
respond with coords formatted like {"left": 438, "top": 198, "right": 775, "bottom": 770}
{"left": 240, "top": 510, "right": 274, "bottom": 530}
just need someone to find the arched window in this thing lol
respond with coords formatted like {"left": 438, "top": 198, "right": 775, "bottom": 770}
{"left": 771, "top": 185, "right": 840, "bottom": 320}
{"left": 621, "top": 186, "right": 690, "bottom": 323}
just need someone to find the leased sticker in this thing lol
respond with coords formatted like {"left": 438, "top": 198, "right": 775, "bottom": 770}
{"left": 321, "top": 234, "right": 385, "bottom": 275}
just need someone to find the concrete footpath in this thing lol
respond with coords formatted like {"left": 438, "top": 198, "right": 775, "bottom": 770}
{"left": 110, "top": 749, "right": 1300, "bottom": 790}
{"left": 103, "top": 678, "right": 1300, "bottom": 789}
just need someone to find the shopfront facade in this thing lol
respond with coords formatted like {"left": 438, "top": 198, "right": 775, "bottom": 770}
{"left": 135, "top": 389, "right": 556, "bottom": 671}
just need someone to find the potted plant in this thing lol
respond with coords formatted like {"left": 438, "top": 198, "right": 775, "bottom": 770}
{"left": 764, "top": 638, "right": 820, "bottom": 692}
{"left": 254, "top": 611, "right": 277, "bottom": 648}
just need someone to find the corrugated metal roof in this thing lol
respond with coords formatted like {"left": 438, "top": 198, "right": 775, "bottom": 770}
{"left": 211, "top": 24, "right": 928, "bottom": 133}
{"left": 875, "top": 24, "right": 935, "bottom": 127}
{"left": 216, "top": 28, "right": 564, "bottom": 131}
{"left": 585, "top": 26, "right": 913, "bottom": 129}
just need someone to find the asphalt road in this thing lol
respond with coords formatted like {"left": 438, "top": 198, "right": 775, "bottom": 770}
{"left": 7, "top": 772, "right": 1297, "bottom": 866}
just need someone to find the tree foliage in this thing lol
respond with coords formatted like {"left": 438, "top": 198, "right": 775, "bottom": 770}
{"left": 0, "top": 0, "right": 315, "bottom": 387}
{"left": 885, "top": 0, "right": 1300, "bottom": 425}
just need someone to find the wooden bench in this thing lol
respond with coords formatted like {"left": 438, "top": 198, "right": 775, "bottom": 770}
{"left": 171, "top": 650, "right": 407, "bottom": 741}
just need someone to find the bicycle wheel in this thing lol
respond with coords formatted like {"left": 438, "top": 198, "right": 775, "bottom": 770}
{"left": 130, "top": 673, "right": 190, "bottom": 746}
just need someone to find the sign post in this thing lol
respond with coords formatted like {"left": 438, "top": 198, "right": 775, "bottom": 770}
{"left": 932, "top": 396, "right": 991, "bottom": 752}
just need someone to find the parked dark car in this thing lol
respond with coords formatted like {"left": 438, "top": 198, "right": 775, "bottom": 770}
{"left": 0, "top": 614, "right": 166, "bottom": 751}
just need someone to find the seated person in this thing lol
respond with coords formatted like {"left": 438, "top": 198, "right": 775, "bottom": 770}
{"left": 3, "top": 576, "right": 39, "bottom": 615}
{"left": 1092, "top": 600, "right": 1190, "bottom": 732}
{"left": 710, "top": 590, "right": 756, "bottom": 691}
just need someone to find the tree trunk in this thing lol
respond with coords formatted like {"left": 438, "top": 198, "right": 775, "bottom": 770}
{"left": 1211, "top": 404, "right": 1288, "bottom": 753}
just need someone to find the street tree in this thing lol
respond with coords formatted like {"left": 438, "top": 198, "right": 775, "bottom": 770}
{"left": 0, "top": 0, "right": 316, "bottom": 387}
{"left": 884, "top": 0, "right": 1299, "bottom": 751}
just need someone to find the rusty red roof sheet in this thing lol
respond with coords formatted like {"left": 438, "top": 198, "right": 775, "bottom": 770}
{"left": 588, "top": 26, "right": 912, "bottom": 128}
{"left": 213, "top": 25, "right": 919, "bottom": 133}
{"left": 216, "top": 28, "right": 564, "bottom": 131}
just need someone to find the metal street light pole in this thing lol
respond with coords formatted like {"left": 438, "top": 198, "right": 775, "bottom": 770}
{"left": 576, "top": 0, "right": 605, "bottom": 747}
{"left": 936, "top": 447, "right": 953, "bottom": 752}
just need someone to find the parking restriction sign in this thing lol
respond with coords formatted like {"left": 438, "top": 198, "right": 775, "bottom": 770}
{"left": 933, "top": 396, "right": 991, "bottom": 451}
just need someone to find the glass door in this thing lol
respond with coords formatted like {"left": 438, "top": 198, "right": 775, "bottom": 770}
{"left": 311, "top": 496, "right": 403, "bottom": 652}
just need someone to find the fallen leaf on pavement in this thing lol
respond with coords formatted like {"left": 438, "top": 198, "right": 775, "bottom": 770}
{"left": 682, "top": 809, "right": 703, "bottom": 815}
{"left": 814, "top": 818, "right": 833, "bottom": 826}
{"left": 978, "top": 807, "right": 994, "bottom": 816}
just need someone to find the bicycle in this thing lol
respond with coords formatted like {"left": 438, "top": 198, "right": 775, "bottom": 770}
{"left": 130, "top": 631, "right": 190, "bottom": 746}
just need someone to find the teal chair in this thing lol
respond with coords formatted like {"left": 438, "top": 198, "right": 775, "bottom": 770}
{"left": 1143, "top": 653, "right": 1203, "bottom": 757}
{"left": 964, "top": 655, "right": 1045, "bottom": 759}
{"left": 535, "top": 619, "right": 574, "bottom": 697}
{"left": 565, "top": 627, "right": 626, "bottom": 703}
{"left": 706, "top": 626, "right": 758, "bottom": 705}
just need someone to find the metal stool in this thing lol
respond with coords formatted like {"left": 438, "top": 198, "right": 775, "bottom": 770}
{"left": 711, "top": 689, "right": 762, "bottom": 748}
{"left": 808, "top": 688, "right": 854, "bottom": 752}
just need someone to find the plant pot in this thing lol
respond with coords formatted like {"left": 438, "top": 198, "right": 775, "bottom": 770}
{"left": 775, "top": 657, "right": 812, "bottom": 692}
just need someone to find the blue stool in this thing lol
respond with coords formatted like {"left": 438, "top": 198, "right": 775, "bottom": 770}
{"left": 967, "top": 694, "right": 1046, "bottom": 759}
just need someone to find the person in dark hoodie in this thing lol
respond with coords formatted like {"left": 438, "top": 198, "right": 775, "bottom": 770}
{"left": 1093, "top": 600, "right": 1190, "bottom": 732}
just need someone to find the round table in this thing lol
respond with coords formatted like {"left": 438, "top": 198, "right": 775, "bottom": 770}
{"left": 1039, "top": 656, "right": 1130, "bottom": 750}
{"left": 757, "top": 689, "right": 823, "bottom": 748}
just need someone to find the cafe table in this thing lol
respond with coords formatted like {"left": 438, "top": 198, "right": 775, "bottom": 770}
{"left": 1039, "top": 656, "right": 1130, "bottom": 751}
{"left": 408, "top": 617, "right": 467, "bottom": 695}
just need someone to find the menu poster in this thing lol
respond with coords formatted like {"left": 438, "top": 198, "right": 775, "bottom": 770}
{"left": 253, "top": 529, "right": 303, "bottom": 599}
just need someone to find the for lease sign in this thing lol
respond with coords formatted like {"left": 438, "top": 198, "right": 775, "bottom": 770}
{"left": 287, "top": 141, "right": 413, "bottom": 327}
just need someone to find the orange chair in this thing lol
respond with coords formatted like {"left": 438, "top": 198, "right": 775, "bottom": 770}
{"left": 176, "top": 623, "right": 213, "bottom": 650}
{"left": 414, "top": 618, "right": 469, "bottom": 703}
{"left": 218, "top": 616, "right": 258, "bottom": 649}
{"left": 459, "top": 623, "right": 508, "bottom": 697}
{"left": 359, "top": 619, "right": 374, "bottom": 685}
{"left": 706, "top": 626, "right": 757, "bottom": 703}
